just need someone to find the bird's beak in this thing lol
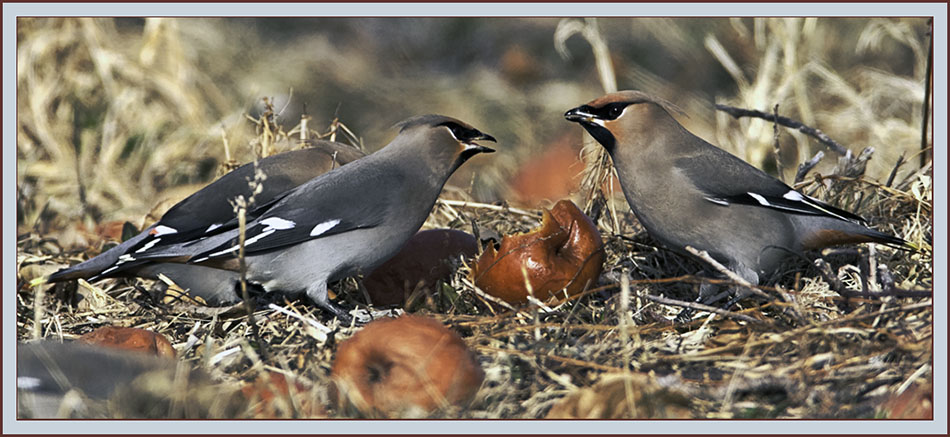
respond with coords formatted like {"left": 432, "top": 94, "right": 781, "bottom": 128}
{"left": 463, "top": 132, "right": 496, "bottom": 154}
{"left": 564, "top": 105, "right": 615, "bottom": 151}
{"left": 564, "top": 107, "right": 603, "bottom": 126}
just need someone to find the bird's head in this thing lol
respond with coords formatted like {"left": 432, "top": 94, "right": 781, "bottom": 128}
{"left": 564, "top": 90, "right": 686, "bottom": 154}
{"left": 393, "top": 115, "right": 496, "bottom": 172}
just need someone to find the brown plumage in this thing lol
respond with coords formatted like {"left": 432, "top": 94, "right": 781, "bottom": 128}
{"left": 565, "top": 90, "right": 906, "bottom": 290}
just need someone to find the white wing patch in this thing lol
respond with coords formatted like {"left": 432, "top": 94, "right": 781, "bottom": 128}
{"left": 202, "top": 233, "right": 271, "bottom": 259}
{"left": 195, "top": 217, "right": 297, "bottom": 261}
{"left": 151, "top": 225, "right": 178, "bottom": 236}
{"left": 205, "top": 223, "right": 223, "bottom": 233}
{"left": 782, "top": 190, "right": 804, "bottom": 202}
{"left": 134, "top": 237, "right": 162, "bottom": 253}
{"left": 310, "top": 219, "right": 341, "bottom": 237}
{"left": 244, "top": 229, "right": 276, "bottom": 246}
{"left": 101, "top": 253, "right": 137, "bottom": 275}
{"left": 747, "top": 192, "right": 770, "bottom": 206}
{"left": 260, "top": 217, "right": 296, "bottom": 231}
{"left": 759, "top": 189, "right": 855, "bottom": 222}
{"left": 704, "top": 196, "right": 730, "bottom": 206}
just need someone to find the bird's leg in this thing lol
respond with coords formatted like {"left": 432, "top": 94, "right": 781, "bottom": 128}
{"left": 722, "top": 266, "right": 760, "bottom": 309}
{"left": 306, "top": 283, "right": 353, "bottom": 324}
{"left": 675, "top": 267, "right": 757, "bottom": 323}
{"left": 317, "top": 299, "right": 353, "bottom": 324}
{"left": 705, "top": 266, "right": 761, "bottom": 315}
{"left": 675, "top": 282, "right": 721, "bottom": 324}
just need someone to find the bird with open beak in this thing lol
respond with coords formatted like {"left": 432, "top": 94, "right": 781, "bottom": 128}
{"left": 47, "top": 115, "right": 495, "bottom": 322}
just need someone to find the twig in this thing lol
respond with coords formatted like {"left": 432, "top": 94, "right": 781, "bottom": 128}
{"left": 437, "top": 199, "right": 537, "bottom": 219}
{"left": 268, "top": 303, "right": 332, "bottom": 335}
{"left": 299, "top": 112, "right": 310, "bottom": 142}
{"left": 920, "top": 18, "right": 933, "bottom": 169}
{"left": 835, "top": 288, "right": 932, "bottom": 299}
{"left": 234, "top": 162, "right": 268, "bottom": 360}
{"left": 661, "top": 301, "right": 932, "bottom": 360}
{"left": 885, "top": 154, "right": 905, "bottom": 188}
{"left": 803, "top": 174, "right": 931, "bottom": 210}
{"left": 461, "top": 276, "right": 518, "bottom": 313}
{"left": 641, "top": 293, "right": 762, "bottom": 324}
{"left": 684, "top": 245, "right": 771, "bottom": 300}
{"left": 834, "top": 146, "right": 874, "bottom": 179}
{"left": 555, "top": 17, "right": 620, "bottom": 231}
{"left": 715, "top": 103, "right": 849, "bottom": 156}
{"left": 221, "top": 126, "right": 232, "bottom": 163}
{"left": 772, "top": 104, "right": 785, "bottom": 182}
{"left": 814, "top": 258, "right": 845, "bottom": 297}
{"left": 896, "top": 363, "right": 931, "bottom": 396}
{"left": 236, "top": 202, "right": 267, "bottom": 360}
{"left": 617, "top": 273, "right": 639, "bottom": 415}
{"left": 794, "top": 150, "right": 825, "bottom": 185}
{"left": 71, "top": 102, "right": 90, "bottom": 220}
{"left": 475, "top": 345, "right": 622, "bottom": 373}
{"left": 33, "top": 284, "right": 46, "bottom": 340}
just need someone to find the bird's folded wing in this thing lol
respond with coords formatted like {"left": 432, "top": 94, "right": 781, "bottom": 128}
{"left": 185, "top": 177, "right": 392, "bottom": 262}
{"left": 675, "top": 147, "right": 866, "bottom": 224}
{"left": 117, "top": 189, "right": 295, "bottom": 258}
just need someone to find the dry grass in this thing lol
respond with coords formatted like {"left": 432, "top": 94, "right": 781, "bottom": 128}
{"left": 15, "top": 17, "right": 932, "bottom": 419}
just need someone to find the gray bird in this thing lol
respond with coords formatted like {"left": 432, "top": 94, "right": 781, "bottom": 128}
{"left": 50, "top": 115, "right": 495, "bottom": 320}
{"left": 17, "top": 341, "right": 242, "bottom": 418}
{"left": 564, "top": 90, "right": 906, "bottom": 302}
{"left": 47, "top": 140, "right": 366, "bottom": 305}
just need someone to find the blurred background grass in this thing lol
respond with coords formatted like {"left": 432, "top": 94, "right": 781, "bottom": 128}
{"left": 16, "top": 17, "right": 931, "bottom": 242}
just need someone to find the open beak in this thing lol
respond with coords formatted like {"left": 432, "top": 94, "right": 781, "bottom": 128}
{"left": 464, "top": 132, "right": 496, "bottom": 154}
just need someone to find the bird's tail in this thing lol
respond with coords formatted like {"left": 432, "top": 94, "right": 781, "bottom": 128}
{"left": 45, "top": 230, "right": 151, "bottom": 283}
{"left": 795, "top": 216, "right": 914, "bottom": 252}
{"left": 862, "top": 227, "right": 916, "bottom": 251}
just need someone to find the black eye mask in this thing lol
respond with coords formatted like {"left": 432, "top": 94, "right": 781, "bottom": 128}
{"left": 437, "top": 121, "right": 496, "bottom": 144}
{"left": 588, "top": 102, "right": 632, "bottom": 121}
{"left": 564, "top": 102, "right": 636, "bottom": 152}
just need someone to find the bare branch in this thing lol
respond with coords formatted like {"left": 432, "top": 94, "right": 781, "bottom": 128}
{"left": 795, "top": 150, "right": 825, "bottom": 184}
{"left": 715, "top": 103, "right": 849, "bottom": 156}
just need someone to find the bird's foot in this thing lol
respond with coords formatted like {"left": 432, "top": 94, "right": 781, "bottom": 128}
{"left": 316, "top": 299, "right": 354, "bottom": 325}
{"left": 675, "top": 288, "right": 736, "bottom": 324}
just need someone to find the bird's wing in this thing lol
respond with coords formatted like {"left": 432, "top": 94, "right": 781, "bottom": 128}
{"left": 115, "top": 157, "right": 306, "bottom": 261}
{"left": 108, "top": 147, "right": 368, "bottom": 268}
{"left": 185, "top": 166, "right": 394, "bottom": 263}
{"left": 675, "top": 144, "right": 866, "bottom": 223}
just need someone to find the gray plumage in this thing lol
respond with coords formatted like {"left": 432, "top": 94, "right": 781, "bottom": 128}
{"left": 17, "top": 341, "right": 239, "bottom": 418}
{"left": 565, "top": 90, "right": 906, "bottom": 287}
{"left": 48, "top": 140, "right": 366, "bottom": 305}
{"left": 51, "top": 115, "right": 495, "bottom": 320}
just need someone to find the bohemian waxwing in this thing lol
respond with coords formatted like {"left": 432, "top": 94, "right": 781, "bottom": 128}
{"left": 564, "top": 90, "right": 906, "bottom": 298}
{"left": 47, "top": 140, "right": 366, "bottom": 305}
{"left": 50, "top": 115, "right": 495, "bottom": 320}
{"left": 17, "top": 341, "right": 238, "bottom": 418}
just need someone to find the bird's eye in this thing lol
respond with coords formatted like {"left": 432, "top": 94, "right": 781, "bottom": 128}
{"left": 608, "top": 106, "right": 623, "bottom": 118}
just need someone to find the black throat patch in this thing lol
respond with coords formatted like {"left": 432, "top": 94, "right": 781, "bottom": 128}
{"left": 581, "top": 123, "right": 616, "bottom": 153}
